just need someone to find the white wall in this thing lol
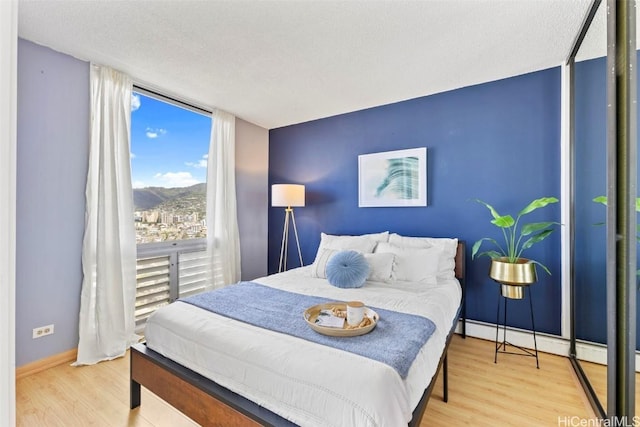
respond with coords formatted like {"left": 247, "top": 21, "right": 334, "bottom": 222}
{"left": 236, "top": 118, "right": 269, "bottom": 280}
{"left": 0, "top": 2, "right": 18, "bottom": 425}
{"left": 16, "top": 39, "right": 89, "bottom": 367}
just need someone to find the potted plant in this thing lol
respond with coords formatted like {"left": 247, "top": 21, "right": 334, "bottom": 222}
{"left": 472, "top": 197, "right": 560, "bottom": 299}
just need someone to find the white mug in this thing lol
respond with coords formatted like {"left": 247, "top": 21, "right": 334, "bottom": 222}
{"left": 346, "top": 301, "right": 365, "bottom": 326}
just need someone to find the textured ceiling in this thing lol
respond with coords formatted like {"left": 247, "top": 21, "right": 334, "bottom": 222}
{"left": 18, "top": 0, "right": 593, "bottom": 129}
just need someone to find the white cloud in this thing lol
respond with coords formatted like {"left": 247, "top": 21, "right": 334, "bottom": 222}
{"left": 153, "top": 172, "right": 200, "bottom": 187}
{"left": 146, "top": 127, "right": 167, "bottom": 139}
{"left": 185, "top": 153, "right": 208, "bottom": 168}
{"left": 130, "top": 152, "right": 136, "bottom": 159}
{"left": 131, "top": 94, "right": 140, "bottom": 112}
{"left": 132, "top": 180, "right": 146, "bottom": 188}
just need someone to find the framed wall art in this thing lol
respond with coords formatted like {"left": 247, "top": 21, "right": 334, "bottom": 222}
{"left": 358, "top": 147, "right": 427, "bottom": 207}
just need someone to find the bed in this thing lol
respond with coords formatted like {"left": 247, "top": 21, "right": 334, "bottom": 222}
{"left": 130, "top": 233, "right": 466, "bottom": 427}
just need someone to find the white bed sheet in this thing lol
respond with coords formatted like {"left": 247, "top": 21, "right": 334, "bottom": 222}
{"left": 144, "top": 266, "right": 461, "bottom": 427}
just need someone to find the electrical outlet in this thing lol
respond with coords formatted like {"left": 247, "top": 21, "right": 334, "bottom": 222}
{"left": 32, "top": 324, "right": 54, "bottom": 339}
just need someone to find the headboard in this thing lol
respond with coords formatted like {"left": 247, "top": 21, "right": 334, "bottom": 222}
{"left": 454, "top": 240, "right": 466, "bottom": 280}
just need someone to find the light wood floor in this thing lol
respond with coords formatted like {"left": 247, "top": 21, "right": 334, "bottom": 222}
{"left": 579, "top": 358, "right": 640, "bottom": 415}
{"left": 17, "top": 336, "right": 595, "bottom": 426}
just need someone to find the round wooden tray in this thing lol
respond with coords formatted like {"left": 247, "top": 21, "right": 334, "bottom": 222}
{"left": 303, "top": 302, "right": 379, "bottom": 337}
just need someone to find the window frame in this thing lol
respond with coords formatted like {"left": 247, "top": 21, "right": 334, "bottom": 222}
{"left": 131, "top": 85, "right": 213, "bottom": 333}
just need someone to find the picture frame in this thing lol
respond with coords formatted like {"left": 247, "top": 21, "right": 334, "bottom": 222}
{"left": 358, "top": 147, "right": 427, "bottom": 207}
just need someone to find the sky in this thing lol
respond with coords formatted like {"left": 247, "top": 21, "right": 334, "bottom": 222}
{"left": 130, "top": 92, "right": 211, "bottom": 188}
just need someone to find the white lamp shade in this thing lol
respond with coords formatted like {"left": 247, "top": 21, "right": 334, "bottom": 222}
{"left": 272, "top": 184, "right": 305, "bottom": 207}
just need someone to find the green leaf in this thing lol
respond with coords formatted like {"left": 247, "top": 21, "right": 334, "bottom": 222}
{"left": 593, "top": 195, "right": 640, "bottom": 211}
{"left": 518, "top": 197, "right": 559, "bottom": 216}
{"left": 520, "top": 229, "right": 554, "bottom": 251}
{"left": 521, "top": 221, "right": 558, "bottom": 236}
{"left": 474, "top": 250, "right": 503, "bottom": 260}
{"left": 472, "top": 237, "right": 504, "bottom": 259}
{"left": 593, "top": 195, "right": 607, "bottom": 205}
{"left": 491, "top": 215, "right": 514, "bottom": 228}
{"left": 474, "top": 199, "right": 502, "bottom": 221}
{"left": 529, "top": 259, "right": 552, "bottom": 275}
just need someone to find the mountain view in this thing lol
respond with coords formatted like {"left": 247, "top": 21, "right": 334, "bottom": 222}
{"left": 134, "top": 183, "right": 206, "bottom": 212}
{"left": 133, "top": 183, "right": 206, "bottom": 244}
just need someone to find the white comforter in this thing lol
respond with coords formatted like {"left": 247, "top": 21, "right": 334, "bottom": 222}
{"left": 144, "top": 266, "right": 461, "bottom": 427}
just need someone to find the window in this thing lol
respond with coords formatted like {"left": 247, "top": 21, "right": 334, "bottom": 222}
{"left": 130, "top": 90, "right": 215, "bottom": 333}
{"left": 130, "top": 91, "right": 211, "bottom": 244}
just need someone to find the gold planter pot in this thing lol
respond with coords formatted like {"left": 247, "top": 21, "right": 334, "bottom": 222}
{"left": 489, "top": 257, "right": 537, "bottom": 299}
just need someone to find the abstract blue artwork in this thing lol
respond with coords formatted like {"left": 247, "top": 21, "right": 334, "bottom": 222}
{"left": 358, "top": 147, "right": 427, "bottom": 207}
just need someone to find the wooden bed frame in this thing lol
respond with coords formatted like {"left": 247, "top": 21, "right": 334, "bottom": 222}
{"left": 130, "top": 241, "right": 466, "bottom": 427}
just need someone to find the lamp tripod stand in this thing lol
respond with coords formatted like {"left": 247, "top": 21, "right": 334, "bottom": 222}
{"left": 278, "top": 206, "right": 303, "bottom": 273}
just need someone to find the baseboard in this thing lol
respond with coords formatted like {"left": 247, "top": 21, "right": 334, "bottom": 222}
{"left": 456, "top": 319, "right": 640, "bottom": 372}
{"left": 572, "top": 340, "right": 640, "bottom": 369}
{"left": 16, "top": 348, "right": 77, "bottom": 379}
{"left": 456, "top": 319, "right": 571, "bottom": 356}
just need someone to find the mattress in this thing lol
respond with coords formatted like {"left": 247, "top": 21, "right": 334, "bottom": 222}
{"left": 144, "top": 266, "right": 461, "bottom": 427}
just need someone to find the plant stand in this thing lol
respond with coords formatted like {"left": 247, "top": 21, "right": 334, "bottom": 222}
{"left": 494, "top": 283, "right": 539, "bottom": 368}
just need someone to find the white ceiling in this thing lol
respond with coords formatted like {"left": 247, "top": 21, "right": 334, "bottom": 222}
{"left": 18, "top": 0, "right": 593, "bottom": 130}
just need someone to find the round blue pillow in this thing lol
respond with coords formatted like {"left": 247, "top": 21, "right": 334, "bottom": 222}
{"left": 326, "top": 250, "right": 370, "bottom": 288}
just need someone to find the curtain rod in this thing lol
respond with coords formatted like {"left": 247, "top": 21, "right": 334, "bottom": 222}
{"left": 133, "top": 84, "right": 212, "bottom": 116}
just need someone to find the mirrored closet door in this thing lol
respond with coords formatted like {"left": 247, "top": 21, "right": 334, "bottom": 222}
{"left": 570, "top": 0, "right": 638, "bottom": 418}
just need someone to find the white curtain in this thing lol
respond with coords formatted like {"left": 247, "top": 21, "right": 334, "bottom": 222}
{"left": 75, "top": 64, "right": 138, "bottom": 365}
{"left": 206, "top": 109, "right": 241, "bottom": 288}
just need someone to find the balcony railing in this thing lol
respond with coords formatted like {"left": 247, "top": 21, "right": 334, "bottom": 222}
{"left": 134, "top": 239, "right": 221, "bottom": 334}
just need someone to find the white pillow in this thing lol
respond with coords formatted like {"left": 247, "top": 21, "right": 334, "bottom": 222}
{"left": 363, "top": 252, "right": 395, "bottom": 282}
{"left": 361, "top": 231, "right": 390, "bottom": 243}
{"left": 322, "top": 231, "right": 389, "bottom": 246}
{"left": 375, "top": 242, "right": 440, "bottom": 284}
{"left": 388, "top": 234, "right": 458, "bottom": 279}
{"left": 311, "top": 248, "right": 337, "bottom": 278}
{"left": 312, "top": 232, "right": 388, "bottom": 266}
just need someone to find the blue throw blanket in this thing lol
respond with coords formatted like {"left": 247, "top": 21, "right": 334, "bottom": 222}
{"left": 180, "top": 281, "right": 436, "bottom": 378}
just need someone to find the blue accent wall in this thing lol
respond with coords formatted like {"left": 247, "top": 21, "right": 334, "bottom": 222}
{"left": 269, "top": 68, "right": 562, "bottom": 335}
